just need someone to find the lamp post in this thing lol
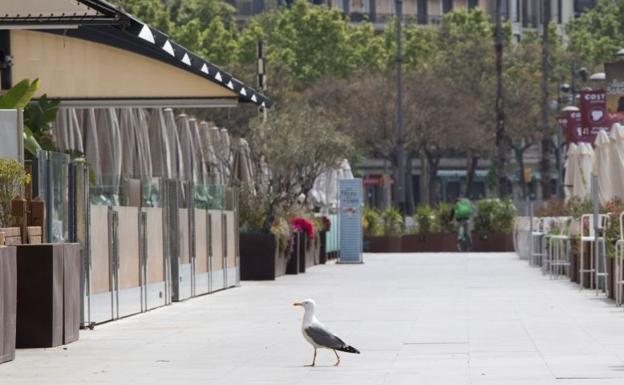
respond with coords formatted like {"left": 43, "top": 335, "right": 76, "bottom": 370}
{"left": 556, "top": 105, "right": 580, "bottom": 199}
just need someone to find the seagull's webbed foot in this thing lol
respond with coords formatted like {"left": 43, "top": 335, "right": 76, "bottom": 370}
{"left": 333, "top": 350, "right": 341, "bottom": 367}
{"left": 305, "top": 348, "right": 317, "bottom": 367}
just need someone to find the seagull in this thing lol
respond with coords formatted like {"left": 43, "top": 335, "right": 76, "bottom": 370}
{"left": 293, "top": 298, "right": 360, "bottom": 366}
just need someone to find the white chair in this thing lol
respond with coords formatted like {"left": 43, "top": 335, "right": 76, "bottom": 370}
{"left": 615, "top": 212, "right": 624, "bottom": 306}
{"left": 548, "top": 217, "right": 573, "bottom": 280}
{"left": 579, "top": 213, "right": 610, "bottom": 292}
{"left": 530, "top": 217, "right": 546, "bottom": 267}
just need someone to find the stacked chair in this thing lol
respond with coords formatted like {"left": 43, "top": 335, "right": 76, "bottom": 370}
{"left": 545, "top": 217, "right": 573, "bottom": 279}
{"left": 579, "top": 213, "right": 610, "bottom": 294}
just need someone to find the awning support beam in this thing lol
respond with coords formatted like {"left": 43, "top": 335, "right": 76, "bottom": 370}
{"left": 0, "top": 30, "right": 11, "bottom": 90}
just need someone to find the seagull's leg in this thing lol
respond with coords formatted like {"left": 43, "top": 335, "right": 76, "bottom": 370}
{"left": 306, "top": 348, "right": 317, "bottom": 367}
{"left": 333, "top": 350, "right": 341, "bottom": 366}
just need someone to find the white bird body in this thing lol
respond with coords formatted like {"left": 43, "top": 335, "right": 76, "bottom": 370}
{"left": 301, "top": 314, "right": 322, "bottom": 348}
{"left": 293, "top": 298, "right": 360, "bottom": 366}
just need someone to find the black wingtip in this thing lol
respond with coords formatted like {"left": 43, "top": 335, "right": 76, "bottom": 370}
{"left": 340, "top": 345, "right": 360, "bottom": 354}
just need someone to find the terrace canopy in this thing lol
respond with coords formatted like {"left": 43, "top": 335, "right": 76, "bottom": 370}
{"left": 0, "top": 0, "right": 271, "bottom": 108}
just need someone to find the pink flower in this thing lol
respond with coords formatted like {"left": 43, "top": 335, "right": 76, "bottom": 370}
{"left": 290, "top": 217, "right": 315, "bottom": 239}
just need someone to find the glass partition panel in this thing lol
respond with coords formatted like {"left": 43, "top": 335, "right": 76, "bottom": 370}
{"left": 34, "top": 151, "right": 70, "bottom": 243}
{"left": 193, "top": 184, "right": 225, "bottom": 210}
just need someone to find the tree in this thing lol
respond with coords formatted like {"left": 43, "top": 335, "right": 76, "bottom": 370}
{"left": 245, "top": 102, "right": 353, "bottom": 231}
{"left": 567, "top": 0, "right": 624, "bottom": 69}
{"left": 504, "top": 33, "right": 542, "bottom": 199}
{"left": 494, "top": 0, "right": 507, "bottom": 198}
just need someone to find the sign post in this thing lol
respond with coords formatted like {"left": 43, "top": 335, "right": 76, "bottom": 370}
{"left": 339, "top": 178, "right": 363, "bottom": 264}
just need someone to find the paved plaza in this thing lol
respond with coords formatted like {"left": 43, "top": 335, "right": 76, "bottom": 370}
{"left": 3, "top": 252, "right": 624, "bottom": 385}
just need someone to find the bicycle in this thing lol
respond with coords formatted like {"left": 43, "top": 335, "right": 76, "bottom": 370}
{"left": 457, "top": 218, "right": 472, "bottom": 252}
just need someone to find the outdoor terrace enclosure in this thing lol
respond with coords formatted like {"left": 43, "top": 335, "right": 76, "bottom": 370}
{"left": 86, "top": 204, "right": 238, "bottom": 325}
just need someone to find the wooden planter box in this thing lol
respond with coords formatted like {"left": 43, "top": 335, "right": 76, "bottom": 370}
{"left": 608, "top": 257, "right": 615, "bottom": 300}
{"left": 16, "top": 243, "right": 81, "bottom": 348}
{"left": 570, "top": 239, "right": 580, "bottom": 284}
{"left": 240, "top": 233, "right": 290, "bottom": 280}
{"left": 286, "top": 232, "right": 302, "bottom": 275}
{"left": 319, "top": 231, "right": 328, "bottom": 264}
{"left": 364, "top": 236, "right": 402, "bottom": 253}
{"left": 301, "top": 233, "right": 316, "bottom": 271}
{"left": 1, "top": 246, "right": 16, "bottom": 364}
{"left": 471, "top": 233, "right": 514, "bottom": 252}
{"left": 401, "top": 233, "right": 457, "bottom": 252}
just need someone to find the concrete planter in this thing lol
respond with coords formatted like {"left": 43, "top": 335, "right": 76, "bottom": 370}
{"left": 0, "top": 246, "right": 16, "bottom": 364}
{"left": 15, "top": 243, "right": 81, "bottom": 348}
{"left": 401, "top": 233, "right": 457, "bottom": 252}
{"left": 471, "top": 233, "right": 514, "bottom": 252}
{"left": 240, "top": 233, "right": 289, "bottom": 280}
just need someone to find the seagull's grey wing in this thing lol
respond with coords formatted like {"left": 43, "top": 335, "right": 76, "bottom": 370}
{"left": 304, "top": 325, "right": 346, "bottom": 349}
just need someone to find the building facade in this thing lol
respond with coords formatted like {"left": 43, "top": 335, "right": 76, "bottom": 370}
{"left": 227, "top": 0, "right": 597, "bottom": 36}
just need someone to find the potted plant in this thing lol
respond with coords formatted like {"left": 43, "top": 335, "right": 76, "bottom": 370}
{"left": 0, "top": 159, "right": 30, "bottom": 364}
{"left": 0, "top": 159, "right": 29, "bottom": 363}
{"left": 239, "top": 188, "right": 292, "bottom": 280}
{"left": 290, "top": 217, "right": 316, "bottom": 272}
{"left": 472, "top": 198, "right": 516, "bottom": 252}
{"left": 318, "top": 216, "right": 331, "bottom": 264}
{"left": 363, "top": 208, "right": 403, "bottom": 252}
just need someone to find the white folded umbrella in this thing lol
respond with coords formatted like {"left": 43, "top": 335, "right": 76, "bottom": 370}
{"left": 610, "top": 123, "right": 624, "bottom": 200}
{"left": 564, "top": 143, "right": 578, "bottom": 201}
{"left": 592, "top": 130, "right": 613, "bottom": 205}
{"left": 574, "top": 142, "right": 593, "bottom": 200}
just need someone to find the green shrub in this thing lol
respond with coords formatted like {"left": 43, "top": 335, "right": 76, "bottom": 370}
{"left": 0, "top": 159, "right": 31, "bottom": 228}
{"left": 362, "top": 208, "right": 383, "bottom": 237}
{"left": 414, "top": 205, "right": 435, "bottom": 234}
{"left": 382, "top": 208, "right": 404, "bottom": 236}
{"left": 434, "top": 202, "right": 455, "bottom": 233}
{"left": 495, "top": 198, "right": 517, "bottom": 234}
{"left": 474, "top": 198, "right": 517, "bottom": 235}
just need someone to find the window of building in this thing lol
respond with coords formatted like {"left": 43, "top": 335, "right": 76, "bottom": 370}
{"left": 467, "top": 0, "right": 478, "bottom": 9}
{"left": 442, "top": 0, "right": 453, "bottom": 13}
{"left": 575, "top": 0, "right": 597, "bottom": 17}
{"left": 417, "top": 0, "right": 427, "bottom": 24}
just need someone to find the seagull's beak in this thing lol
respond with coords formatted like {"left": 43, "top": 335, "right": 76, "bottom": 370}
{"left": 293, "top": 302, "right": 302, "bottom": 307}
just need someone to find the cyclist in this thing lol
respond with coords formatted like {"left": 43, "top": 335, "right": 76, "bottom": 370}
{"left": 451, "top": 195, "right": 473, "bottom": 252}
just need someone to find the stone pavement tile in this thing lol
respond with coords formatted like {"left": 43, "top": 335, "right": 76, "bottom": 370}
{"left": 544, "top": 355, "right": 624, "bottom": 380}
{"left": 469, "top": 351, "right": 553, "bottom": 383}
{"left": 4, "top": 253, "right": 624, "bottom": 385}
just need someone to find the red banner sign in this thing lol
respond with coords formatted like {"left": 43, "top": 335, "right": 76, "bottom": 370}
{"left": 561, "top": 110, "right": 583, "bottom": 144}
{"left": 579, "top": 90, "right": 609, "bottom": 143}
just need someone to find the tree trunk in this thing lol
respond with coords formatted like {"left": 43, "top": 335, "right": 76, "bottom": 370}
{"left": 494, "top": 0, "right": 508, "bottom": 198}
{"left": 514, "top": 146, "right": 527, "bottom": 200}
{"left": 390, "top": 152, "right": 400, "bottom": 208}
{"left": 540, "top": 0, "right": 552, "bottom": 200}
{"left": 405, "top": 153, "right": 415, "bottom": 215}
{"left": 465, "top": 155, "right": 479, "bottom": 198}
{"left": 425, "top": 150, "right": 440, "bottom": 204}
{"left": 420, "top": 152, "right": 429, "bottom": 205}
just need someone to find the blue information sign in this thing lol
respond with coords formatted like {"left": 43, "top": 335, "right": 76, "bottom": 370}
{"left": 339, "top": 178, "right": 363, "bottom": 264}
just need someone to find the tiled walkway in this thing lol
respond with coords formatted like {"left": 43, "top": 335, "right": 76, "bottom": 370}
{"left": 3, "top": 252, "right": 624, "bottom": 384}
